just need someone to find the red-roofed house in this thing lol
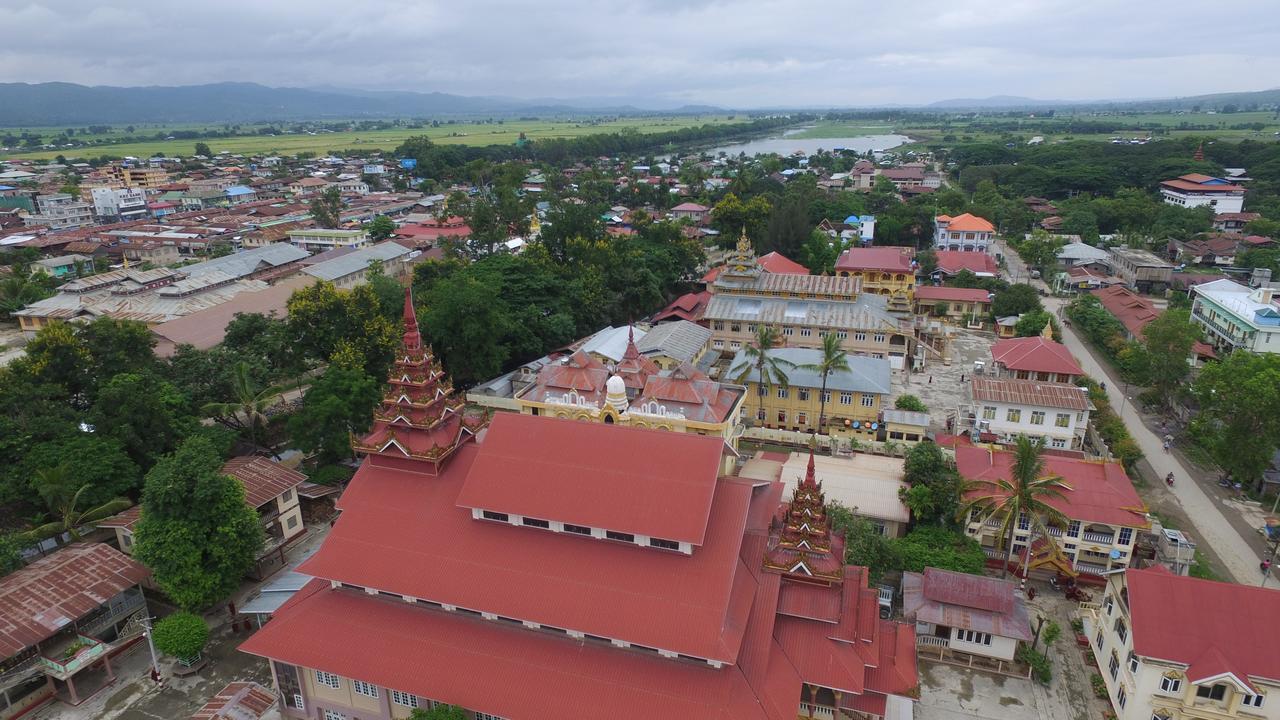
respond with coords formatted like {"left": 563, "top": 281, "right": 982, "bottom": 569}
{"left": 0, "top": 543, "right": 150, "bottom": 711}
{"left": 1213, "top": 211, "right": 1261, "bottom": 233}
{"left": 990, "top": 336, "right": 1084, "bottom": 383}
{"left": 934, "top": 213, "right": 996, "bottom": 252}
{"left": 931, "top": 250, "right": 1001, "bottom": 280}
{"left": 1091, "top": 286, "right": 1216, "bottom": 365}
{"left": 670, "top": 201, "right": 710, "bottom": 223}
{"left": 902, "top": 568, "right": 1032, "bottom": 668}
{"left": 957, "top": 446, "right": 1149, "bottom": 581}
{"left": 1083, "top": 567, "right": 1280, "bottom": 720}
{"left": 1160, "top": 174, "right": 1246, "bottom": 214}
{"left": 654, "top": 289, "right": 711, "bottom": 323}
{"left": 236, "top": 299, "right": 919, "bottom": 720}
{"left": 834, "top": 247, "right": 916, "bottom": 299}
{"left": 191, "top": 682, "right": 276, "bottom": 720}
{"left": 913, "top": 286, "right": 992, "bottom": 323}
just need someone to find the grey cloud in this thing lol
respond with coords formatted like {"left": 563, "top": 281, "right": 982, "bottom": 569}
{"left": 0, "top": 0, "right": 1277, "bottom": 106}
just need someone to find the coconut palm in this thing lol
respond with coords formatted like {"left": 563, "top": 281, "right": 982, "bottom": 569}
{"left": 200, "top": 361, "right": 283, "bottom": 450}
{"left": 732, "top": 325, "right": 794, "bottom": 425}
{"left": 797, "top": 332, "right": 851, "bottom": 436}
{"left": 959, "top": 434, "right": 1071, "bottom": 579}
{"left": 29, "top": 465, "right": 133, "bottom": 544}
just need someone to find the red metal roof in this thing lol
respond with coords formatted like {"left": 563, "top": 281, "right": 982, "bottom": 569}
{"left": 456, "top": 413, "right": 725, "bottom": 545}
{"left": 834, "top": 247, "right": 914, "bottom": 273}
{"left": 656, "top": 290, "right": 711, "bottom": 322}
{"left": 956, "top": 446, "right": 1149, "bottom": 529}
{"left": 0, "top": 544, "right": 149, "bottom": 656}
{"left": 758, "top": 252, "right": 809, "bottom": 275}
{"left": 914, "top": 286, "right": 992, "bottom": 303}
{"left": 934, "top": 250, "right": 1000, "bottom": 275}
{"left": 239, "top": 585, "right": 777, "bottom": 720}
{"left": 1127, "top": 567, "right": 1280, "bottom": 687}
{"left": 921, "top": 567, "right": 1013, "bottom": 613}
{"left": 298, "top": 443, "right": 756, "bottom": 662}
{"left": 990, "top": 337, "right": 1084, "bottom": 377}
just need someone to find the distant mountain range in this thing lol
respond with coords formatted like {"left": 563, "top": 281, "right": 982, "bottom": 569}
{"left": 0, "top": 82, "right": 720, "bottom": 126}
{"left": 926, "top": 88, "right": 1280, "bottom": 111}
{"left": 1, "top": 81, "right": 1277, "bottom": 126}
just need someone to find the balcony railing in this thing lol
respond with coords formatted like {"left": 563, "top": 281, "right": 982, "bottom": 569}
{"left": 983, "top": 547, "right": 1008, "bottom": 560}
{"left": 1046, "top": 526, "right": 1063, "bottom": 537}
{"left": 39, "top": 635, "right": 106, "bottom": 679}
{"left": 1076, "top": 561, "right": 1108, "bottom": 576}
{"left": 918, "top": 635, "right": 950, "bottom": 648}
{"left": 1082, "top": 531, "right": 1115, "bottom": 544}
{"left": 798, "top": 702, "right": 836, "bottom": 720}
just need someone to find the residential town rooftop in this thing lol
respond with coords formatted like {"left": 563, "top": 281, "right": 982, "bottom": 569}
{"left": 970, "top": 376, "right": 1091, "bottom": 411}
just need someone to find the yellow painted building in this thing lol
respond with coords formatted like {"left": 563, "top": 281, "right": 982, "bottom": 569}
{"left": 109, "top": 165, "right": 168, "bottom": 189}
{"left": 727, "top": 348, "right": 892, "bottom": 440}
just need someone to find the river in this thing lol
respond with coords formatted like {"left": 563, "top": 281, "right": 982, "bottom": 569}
{"left": 696, "top": 127, "right": 910, "bottom": 157}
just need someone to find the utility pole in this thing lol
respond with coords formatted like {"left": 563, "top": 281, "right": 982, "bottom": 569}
{"left": 140, "top": 616, "right": 161, "bottom": 682}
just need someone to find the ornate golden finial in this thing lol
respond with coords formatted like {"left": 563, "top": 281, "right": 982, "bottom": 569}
{"left": 736, "top": 226, "right": 752, "bottom": 254}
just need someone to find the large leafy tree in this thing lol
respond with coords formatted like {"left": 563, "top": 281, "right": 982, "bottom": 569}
{"left": 288, "top": 365, "right": 380, "bottom": 462}
{"left": 829, "top": 502, "right": 898, "bottom": 584}
{"left": 798, "top": 332, "right": 850, "bottom": 433}
{"left": 1138, "top": 308, "right": 1201, "bottom": 406}
{"left": 961, "top": 435, "right": 1070, "bottom": 579}
{"left": 899, "top": 442, "right": 965, "bottom": 526}
{"left": 1192, "top": 352, "right": 1280, "bottom": 492}
{"left": 410, "top": 706, "right": 466, "bottom": 720}
{"left": 364, "top": 215, "right": 396, "bottom": 241}
{"left": 21, "top": 434, "right": 139, "bottom": 509}
{"left": 731, "top": 325, "right": 794, "bottom": 424}
{"left": 991, "top": 283, "right": 1043, "bottom": 320}
{"left": 133, "top": 437, "right": 264, "bottom": 610}
{"left": 891, "top": 526, "right": 987, "bottom": 575}
{"left": 89, "top": 372, "right": 190, "bottom": 468}
{"left": 287, "top": 281, "right": 398, "bottom": 377}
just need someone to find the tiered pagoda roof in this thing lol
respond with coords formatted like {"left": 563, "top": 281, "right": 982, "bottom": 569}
{"left": 763, "top": 450, "right": 846, "bottom": 585}
{"left": 351, "top": 288, "right": 486, "bottom": 473}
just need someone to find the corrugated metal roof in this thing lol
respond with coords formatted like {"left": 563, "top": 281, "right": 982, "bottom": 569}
{"left": 901, "top": 570, "right": 1032, "bottom": 642}
{"left": 727, "top": 348, "right": 892, "bottom": 395}
{"left": 970, "top": 377, "right": 1090, "bottom": 411}
{"left": 636, "top": 320, "right": 712, "bottom": 364}
{"left": 0, "top": 543, "right": 149, "bottom": 656}
{"left": 223, "top": 456, "right": 307, "bottom": 508}
{"left": 704, "top": 293, "right": 900, "bottom": 332}
{"left": 300, "top": 241, "right": 409, "bottom": 282}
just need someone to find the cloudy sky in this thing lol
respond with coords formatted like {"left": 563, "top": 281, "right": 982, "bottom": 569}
{"left": 2, "top": 0, "right": 1279, "bottom": 107}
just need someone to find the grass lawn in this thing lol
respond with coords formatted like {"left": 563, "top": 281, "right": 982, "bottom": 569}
{"left": 1, "top": 115, "right": 749, "bottom": 161}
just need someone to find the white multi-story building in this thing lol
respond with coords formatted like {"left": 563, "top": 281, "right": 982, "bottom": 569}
{"left": 1190, "top": 278, "right": 1280, "bottom": 355}
{"left": 24, "top": 193, "right": 94, "bottom": 230}
{"left": 1081, "top": 567, "right": 1280, "bottom": 720}
{"left": 1160, "top": 173, "right": 1246, "bottom": 214}
{"left": 934, "top": 212, "right": 995, "bottom": 252}
{"left": 964, "top": 377, "right": 1091, "bottom": 450}
{"left": 91, "top": 187, "right": 149, "bottom": 221}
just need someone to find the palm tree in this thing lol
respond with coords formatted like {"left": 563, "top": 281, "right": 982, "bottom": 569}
{"left": 960, "top": 435, "right": 1071, "bottom": 579}
{"left": 201, "top": 361, "right": 283, "bottom": 450}
{"left": 798, "top": 332, "right": 851, "bottom": 438}
{"left": 29, "top": 465, "right": 133, "bottom": 544}
{"left": 732, "top": 325, "right": 794, "bottom": 426}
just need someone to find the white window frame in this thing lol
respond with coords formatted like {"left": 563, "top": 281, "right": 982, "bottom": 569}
{"left": 1242, "top": 693, "right": 1265, "bottom": 709}
{"left": 391, "top": 690, "right": 419, "bottom": 708}
{"left": 315, "top": 670, "right": 341, "bottom": 689}
{"left": 324, "top": 711, "right": 346, "bottom": 720}
{"left": 839, "top": 392, "right": 853, "bottom": 405}
{"left": 353, "top": 679, "right": 378, "bottom": 698}
{"left": 1159, "top": 676, "right": 1182, "bottom": 694}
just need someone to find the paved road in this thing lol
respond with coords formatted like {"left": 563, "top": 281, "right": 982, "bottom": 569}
{"left": 995, "top": 240, "right": 1263, "bottom": 584}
